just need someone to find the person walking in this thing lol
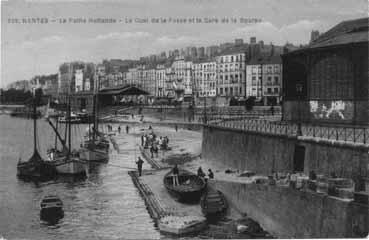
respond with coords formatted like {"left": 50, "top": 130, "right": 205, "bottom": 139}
{"left": 126, "top": 125, "right": 129, "bottom": 134}
{"left": 141, "top": 135, "right": 144, "bottom": 146}
{"left": 172, "top": 164, "right": 179, "bottom": 186}
{"left": 136, "top": 157, "right": 144, "bottom": 177}
{"left": 175, "top": 124, "right": 178, "bottom": 132}
{"left": 118, "top": 126, "right": 121, "bottom": 134}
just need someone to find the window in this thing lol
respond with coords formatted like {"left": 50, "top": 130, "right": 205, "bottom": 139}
{"left": 267, "top": 88, "right": 272, "bottom": 94}
{"left": 230, "top": 87, "right": 233, "bottom": 95}
{"left": 225, "top": 75, "right": 228, "bottom": 81}
{"left": 274, "top": 88, "right": 279, "bottom": 93}
{"left": 231, "top": 56, "right": 234, "bottom": 61}
{"left": 225, "top": 87, "right": 228, "bottom": 94}
{"left": 274, "top": 76, "right": 279, "bottom": 84}
{"left": 267, "top": 76, "right": 272, "bottom": 82}
{"left": 220, "top": 88, "right": 223, "bottom": 95}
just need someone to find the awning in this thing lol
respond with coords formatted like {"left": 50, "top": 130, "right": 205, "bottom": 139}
{"left": 99, "top": 85, "right": 149, "bottom": 96}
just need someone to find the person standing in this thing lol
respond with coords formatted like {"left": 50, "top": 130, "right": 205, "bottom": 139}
{"left": 118, "top": 126, "right": 121, "bottom": 134}
{"left": 136, "top": 157, "right": 144, "bottom": 177}
{"left": 197, "top": 167, "right": 205, "bottom": 178}
{"left": 172, "top": 164, "right": 179, "bottom": 186}
{"left": 175, "top": 124, "right": 178, "bottom": 132}
{"left": 208, "top": 169, "right": 214, "bottom": 179}
{"left": 126, "top": 125, "right": 129, "bottom": 134}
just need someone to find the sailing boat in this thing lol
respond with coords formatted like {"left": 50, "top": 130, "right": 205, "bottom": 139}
{"left": 79, "top": 83, "right": 109, "bottom": 162}
{"left": 50, "top": 97, "right": 88, "bottom": 175}
{"left": 17, "top": 96, "right": 56, "bottom": 180}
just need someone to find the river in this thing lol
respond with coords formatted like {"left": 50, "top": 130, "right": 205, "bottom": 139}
{"left": 0, "top": 115, "right": 162, "bottom": 240}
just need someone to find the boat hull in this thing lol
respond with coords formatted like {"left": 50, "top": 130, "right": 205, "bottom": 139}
{"left": 200, "top": 189, "right": 227, "bottom": 222}
{"left": 163, "top": 169, "right": 206, "bottom": 203}
{"left": 54, "top": 158, "right": 87, "bottom": 175}
{"left": 17, "top": 161, "right": 56, "bottom": 181}
{"left": 79, "top": 148, "right": 109, "bottom": 162}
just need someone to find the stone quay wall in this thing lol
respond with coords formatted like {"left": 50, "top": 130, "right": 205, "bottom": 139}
{"left": 209, "top": 180, "right": 368, "bottom": 238}
{"left": 202, "top": 125, "right": 369, "bottom": 179}
{"left": 202, "top": 125, "right": 369, "bottom": 238}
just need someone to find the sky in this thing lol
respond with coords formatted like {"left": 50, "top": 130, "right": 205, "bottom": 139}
{"left": 1, "top": 0, "right": 367, "bottom": 87}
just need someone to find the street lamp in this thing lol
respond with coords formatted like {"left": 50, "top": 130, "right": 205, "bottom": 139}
{"left": 296, "top": 83, "right": 303, "bottom": 136}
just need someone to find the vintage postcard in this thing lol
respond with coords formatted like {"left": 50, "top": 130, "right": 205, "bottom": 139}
{"left": 1, "top": 0, "right": 368, "bottom": 239}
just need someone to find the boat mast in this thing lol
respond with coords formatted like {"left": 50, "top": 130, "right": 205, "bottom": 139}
{"left": 95, "top": 78, "right": 99, "bottom": 138}
{"left": 54, "top": 118, "right": 58, "bottom": 150}
{"left": 68, "top": 96, "right": 71, "bottom": 158}
{"left": 92, "top": 94, "right": 96, "bottom": 143}
{"left": 33, "top": 95, "right": 37, "bottom": 153}
{"left": 64, "top": 95, "right": 68, "bottom": 145}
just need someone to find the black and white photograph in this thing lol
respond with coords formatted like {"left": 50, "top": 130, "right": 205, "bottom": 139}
{"left": 0, "top": 0, "right": 368, "bottom": 239}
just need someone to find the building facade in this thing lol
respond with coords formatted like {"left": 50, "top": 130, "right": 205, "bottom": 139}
{"left": 216, "top": 51, "right": 246, "bottom": 98}
{"left": 246, "top": 56, "right": 282, "bottom": 105}
{"left": 192, "top": 60, "right": 217, "bottom": 98}
{"left": 155, "top": 65, "right": 166, "bottom": 97}
{"left": 171, "top": 57, "right": 193, "bottom": 101}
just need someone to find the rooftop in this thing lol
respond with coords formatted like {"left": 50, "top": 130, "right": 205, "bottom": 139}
{"left": 247, "top": 55, "right": 282, "bottom": 65}
{"left": 286, "top": 17, "right": 368, "bottom": 55}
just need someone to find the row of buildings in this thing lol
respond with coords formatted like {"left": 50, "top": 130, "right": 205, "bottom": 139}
{"left": 53, "top": 37, "right": 287, "bottom": 107}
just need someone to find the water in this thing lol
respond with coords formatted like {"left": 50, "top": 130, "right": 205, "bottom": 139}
{"left": 0, "top": 115, "right": 161, "bottom": 240}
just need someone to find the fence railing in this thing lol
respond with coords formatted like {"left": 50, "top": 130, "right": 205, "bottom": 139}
{"left": 209, "top": 118, "right": 369, "bottom": 145}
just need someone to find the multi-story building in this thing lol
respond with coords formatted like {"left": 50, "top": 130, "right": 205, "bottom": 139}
{"left": 155, "top": 64, "right": 166, "bottom": 97}
{"left": 126, "top": 67, "right": 141, "bottom": 87}
{"left": 165, "top": 66, "right": 175, "bottom": 99}
{"left": 197, "top": 47, "right": 205, "bottom": 58}
{"left": 171, "top": 57, "right": 193, "bottom": 101}
{"left": 205, "top": 45, "right": 219, "bottom": 58}
{"left": 58, "top": 62, "right": 94, "bottom": 94}
{"left": 192, "top": 60, "right": 217, "bottom": 98}
{"left": 95, "top": 64, "right": 107, "bottom": 90}
{"left": 105, "top": 72, "right": 124, "bottom": 87}
{"left": 141, "top": 66, "right": 156, "bottom": 96}
{"left": 216, "top": 50, "right": 247, "bottom": 98}
{"left": 246, "top": 56, "right": 282, "bottom": 105}
{"left": 75, "top": 69, "right": 83, "bottom": 92}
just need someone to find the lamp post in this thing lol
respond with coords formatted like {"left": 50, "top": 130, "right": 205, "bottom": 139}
{"left": 296, "top": 83, "right": 303, "bottom": 136}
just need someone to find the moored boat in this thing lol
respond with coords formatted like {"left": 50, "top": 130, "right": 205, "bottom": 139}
{"left": 79, "top": 89, "right": 109, "bottom": 162}
{"left": 163, "top": 168, "right": 206, "bottom": 203}
{"left": 48, "top": 97, "right": 88, "bottom": 176}
{"left": 158, "top": 215, "right": 207, "bottom": 235}
{"left": 53, "top": 155, "right": 88, "bottom": 176}
{"left": 17, "top": 152, "right": 56, "bottom": 181}
{"left": 200, "top": 188, "right": 227, "bottom": 222}
{"left": 17, "top": 97, "right": 57, "bottom": 181}
{"left": 40, "top": 195, "right": 64, "bottom": 222}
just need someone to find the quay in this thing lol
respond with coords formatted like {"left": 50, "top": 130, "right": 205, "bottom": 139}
{"left": 111, "top": 118, "right": 368, "bottom": 238}
{"left": 121, "top": 124, "right": 271, "bottom": 238}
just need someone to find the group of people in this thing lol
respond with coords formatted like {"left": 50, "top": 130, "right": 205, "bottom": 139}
{"left": 141, "top": 132, "right": 170, "bottom": 158}
{"left": 197, "top": 166, "right": 214, "bottom": 181}
{"left": 107, "top": 124, "right": 129, "bottom": 134}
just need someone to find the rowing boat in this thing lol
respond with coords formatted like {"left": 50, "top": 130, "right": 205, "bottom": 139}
{"left": 200, "top": 188, "right": 227, "bottom": 222}
{"left": 163, "top": 168, "right": 206, "bottom": 203}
